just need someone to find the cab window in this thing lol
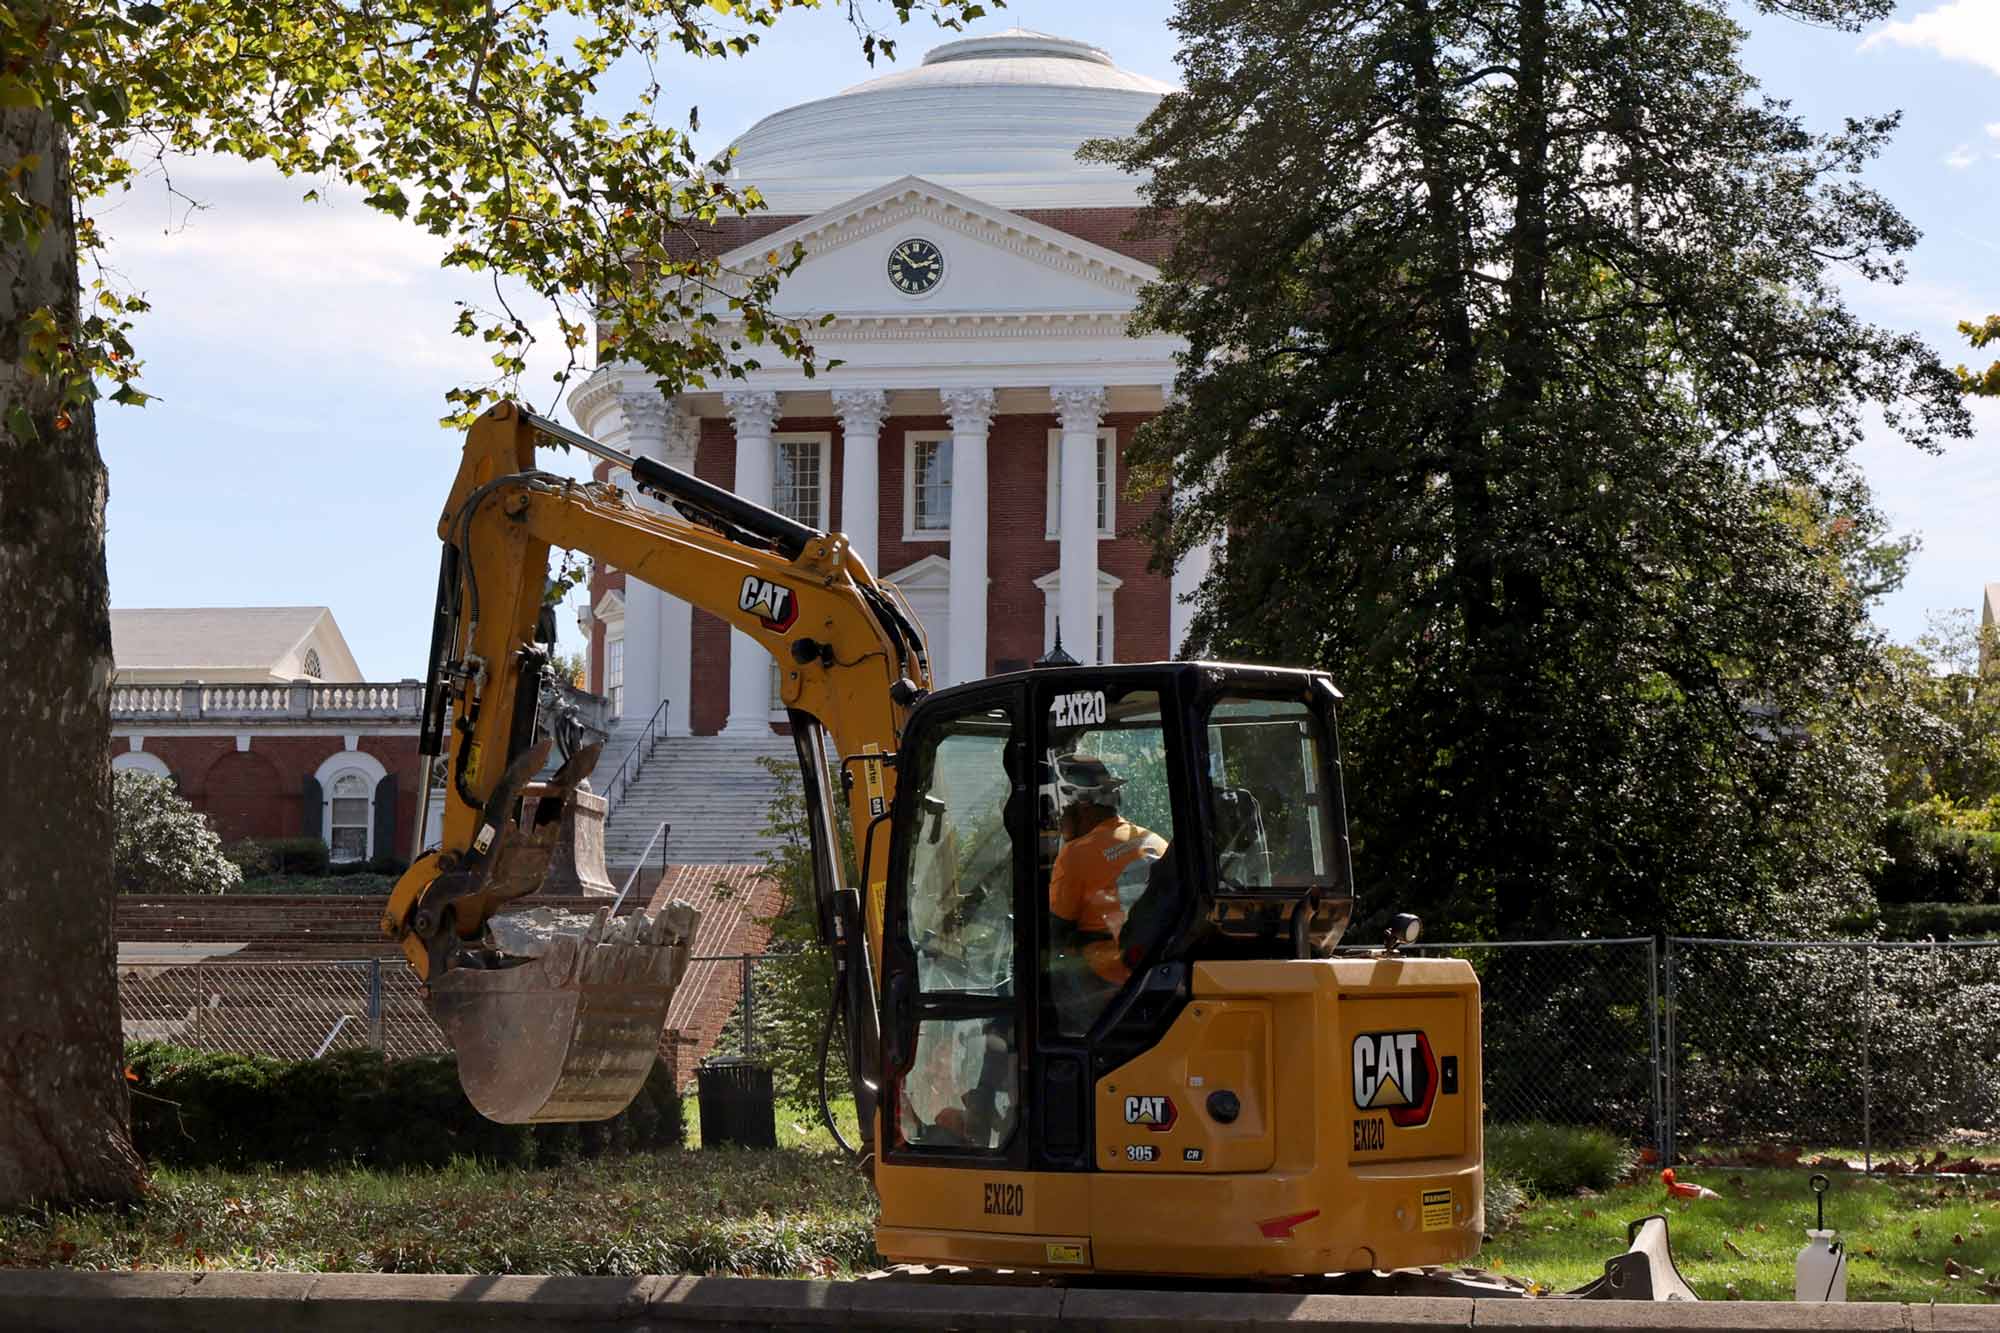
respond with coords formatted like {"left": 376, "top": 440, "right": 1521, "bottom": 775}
{"left": 1205, "top": 697, "right": 1338, "bottom": 891}
{"left": 1040, "top": 687, "right": 1178, "bottom": 1037}
{"left": 893, "top": 704, "right": 1019, "bottom": 1153}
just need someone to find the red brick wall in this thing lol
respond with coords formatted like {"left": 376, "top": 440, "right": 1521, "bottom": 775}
{"left": 119, "top": 733, "right": 426, "bottom": 853}
{"left": 684, "top": 411, "right": 1169, "bottom": 730}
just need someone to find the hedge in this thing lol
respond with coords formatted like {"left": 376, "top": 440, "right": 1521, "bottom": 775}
{"left": 125, "top": 1042, "right": 683, "bottom": 1169}
{"left": 1879, "top": 901, "right": 2000, "bottom": 940}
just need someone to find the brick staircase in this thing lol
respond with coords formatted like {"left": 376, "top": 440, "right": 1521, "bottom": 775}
{"left": 600, "top": 729, "right": 797, "bottom": 873}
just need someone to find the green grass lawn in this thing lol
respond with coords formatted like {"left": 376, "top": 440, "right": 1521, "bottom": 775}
{"left": 0, "top": 1146, "right": 877, "bottom": 1278}
{"left": 6, "top": 1110, "right": 1996, "bottom": 1302}
{"left": 1483, "top": 1167, "right": 2000, "bottom": 1302}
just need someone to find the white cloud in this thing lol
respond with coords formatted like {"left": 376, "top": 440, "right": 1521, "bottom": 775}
{"left": 1987, "top": 122, "right": 2000, "bottom": 141}
{"left": 1863, "top": 1, "right": 2000, "bottom": 78}
{"left": 97, "top": 152, "right": 585, "bottom": 393}
{"left": 1944, "top": 144, "right": 1980, "bottom": 169}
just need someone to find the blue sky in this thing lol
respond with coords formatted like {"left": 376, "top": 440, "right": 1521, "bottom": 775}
{"left": 94, "top": 0, "right": 1996, "bottom": 678}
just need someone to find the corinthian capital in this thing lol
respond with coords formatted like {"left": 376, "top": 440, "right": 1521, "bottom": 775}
{"left": 1051, "top": 384, "right": 1107, "bottom": 433}
{"left": 941, "top": 386, "right": 995, "bottom": 433}
{"left": 722, "top": 389, "right": 780, "bottom": 438}
{"left": 831, "top": 388, "right": 890, "bottom": 437}
{"left": 613, "top": 389, "right": 672, "bottom": 446}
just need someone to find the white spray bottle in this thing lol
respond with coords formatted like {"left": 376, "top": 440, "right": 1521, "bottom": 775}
{"left": 1795, "top": 1172, "right": 1847, "bottom": 1302}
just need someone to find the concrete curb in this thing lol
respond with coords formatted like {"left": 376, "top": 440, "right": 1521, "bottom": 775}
{"left": 0, "top": 1271, "right": 1992, "bottom": 1331}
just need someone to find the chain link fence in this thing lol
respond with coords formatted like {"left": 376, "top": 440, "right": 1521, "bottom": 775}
{"left": 1666, "top": 939, "right": 2000, "bottom": 1164}
{"left": 118, "top": 960, "right": 450, "bottom": 1061}
{"left": 1403, "top": 939, "right": 1662, "bottom": 1147}
{"left": 118, "top": 940, "right": 2000, "bottom": 1162}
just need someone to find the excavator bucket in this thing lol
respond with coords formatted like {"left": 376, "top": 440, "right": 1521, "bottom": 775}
{"left": 428, "top": 903, "right": 698, "bottom": 1124}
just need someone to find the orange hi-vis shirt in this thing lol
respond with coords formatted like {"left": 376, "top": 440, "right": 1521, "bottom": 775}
{"left": 1049, "top": 816, "right": 1168, "bottom": 984}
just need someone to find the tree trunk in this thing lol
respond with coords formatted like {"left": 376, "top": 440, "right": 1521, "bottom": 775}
{"left": 0, "top": 103, "right": 146, "bottom": 1206}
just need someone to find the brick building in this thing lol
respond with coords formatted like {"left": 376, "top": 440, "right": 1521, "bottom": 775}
{"left": 567, "top": 29, "right": 1209, "bottom": 747}
{"left": 108, "top": 607, "right": 431, "bottom": 860}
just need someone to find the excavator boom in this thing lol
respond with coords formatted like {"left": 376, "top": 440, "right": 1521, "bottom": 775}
{"left": 383, "top": 402, "right": 926, "bottom": 1126}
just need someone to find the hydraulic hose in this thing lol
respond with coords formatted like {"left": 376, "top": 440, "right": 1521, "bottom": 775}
{"left": 817, "top": 977, "right": 858, "bottom": 1158}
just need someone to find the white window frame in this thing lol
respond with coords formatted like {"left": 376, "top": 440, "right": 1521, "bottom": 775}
{"left": 902, "top": 430, "right": 954, "bottom": 542}
{"left": 591, "top": 589, "right": 625, "bottom": 718}
{"left": 314, "top": 749, "right": 388, "bottom": 865}
{"left": 1043, "top": 427, "right": 1117, "bottom": 539}
{"left": 604, "top": 631, "right": 625, "bottom": 722}
{"left": 772, "top": 430, "right": 833, "bottom": 530}
{"left": 1034, "top": 568, "right": 1123, "bottom": 663}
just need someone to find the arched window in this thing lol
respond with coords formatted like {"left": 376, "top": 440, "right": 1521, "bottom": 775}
{"left": 302, "top": 648, "right": 323, "bottom": 679}
{"left": 112, "top": 750, "right": 174, "bottom": 782}
{"left": 329, "top": 772, "right": 372, "bottom": 862}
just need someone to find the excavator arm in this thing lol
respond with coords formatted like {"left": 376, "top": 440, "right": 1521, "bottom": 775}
{"left": 382, "top": 401, "right": 928, "bottom": 1131}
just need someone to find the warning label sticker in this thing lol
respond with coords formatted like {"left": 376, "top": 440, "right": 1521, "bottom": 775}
{"left": 1420, "top": 1188, "right": 1453, "bottom": 1232}
{"left": 1045, "top": 1243, "right": 1085, "bottom": 1265}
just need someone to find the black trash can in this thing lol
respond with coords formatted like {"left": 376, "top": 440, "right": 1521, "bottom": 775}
{"left": 696, "top": 1056, "right": 777, "bottom": 1149}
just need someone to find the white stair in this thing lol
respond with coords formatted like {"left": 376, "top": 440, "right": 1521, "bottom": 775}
{"left": 597, "top": 729, "right": 797, "bottom": 868}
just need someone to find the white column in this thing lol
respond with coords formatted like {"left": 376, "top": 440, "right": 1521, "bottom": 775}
{"left": 1053, "top": 385, "right": 1106, "bottom": 665}
{"left": 723, "top": 390, "right": 781, "bottom": 735}
{"left": 941, "top": 387, "right": 994, "bottom": 686}
{"left": 611, "top": 389, "right": 669, "bottom": 733}
{"left": 1170, "top": 535, "right": 1215, "bottom": 660}
{"left": 656, "top": 410, "right": 700, "bottom": 735}
{"left": 832, "top": 388, "right": 887, "bottom": 573}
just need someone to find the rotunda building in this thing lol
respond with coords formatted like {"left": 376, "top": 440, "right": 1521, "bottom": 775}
{"left": 570, "top": 28, "right": 1208, "bottom": 828}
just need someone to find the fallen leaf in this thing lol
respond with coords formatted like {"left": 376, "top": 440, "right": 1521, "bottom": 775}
{"left": 1954, "top": 1233, "right": 1966, "bottom": 1247}
{"left": 1724, "top": 1238, "right": 1747, "bottom": 1259}
{"left": 1944, "top": 1258, "right": 1963, "bottom": 1280}
{"left": 1912, "top": 1224, "right": 1923, "bottom": 1240}
{"left": 1724, "top": 1283, "right": 1742, "bottom": 1300}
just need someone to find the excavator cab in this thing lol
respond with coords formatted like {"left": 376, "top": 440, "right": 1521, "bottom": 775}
{"left": 861, "top": 663, "right": 1486, "bottom": 1278}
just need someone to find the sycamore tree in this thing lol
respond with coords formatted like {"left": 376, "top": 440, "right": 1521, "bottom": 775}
{"left": 0, "top": 0, "right": 989, "bottom": 1207}
{"left": 1093, "top": 0, "right": 1973, "bottom": 940}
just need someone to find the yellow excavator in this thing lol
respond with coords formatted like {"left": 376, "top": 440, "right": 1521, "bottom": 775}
{"left": 383, "top": 403, "right": 1692, "bottom": 1297}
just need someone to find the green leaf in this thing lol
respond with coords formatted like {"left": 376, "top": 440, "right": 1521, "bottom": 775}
{"left": 0, "top": 75, "right": 43, "bottom": 110}
{"left": 362, "top": 185, "right": 411, "bottom": 218}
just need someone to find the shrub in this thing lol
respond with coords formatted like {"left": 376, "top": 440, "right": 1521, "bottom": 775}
{"left": 1485, "top": 1122, "right": 1636, "bottom": 1198}
{"left": 266, "top": 836, "right": 332, "bottom": 876}
{"left": 114, "top": 771, "right": 242, "bottom": 895}
{"left": 220, "top": 839, "right": 277, "bottom": 878}
{"left": 125, "top": 1042, "right": 683, "bottom": 1169}
{"left": 1879, "top": 901, "right": 2000, "bottom": 939}
{"left": 1874, "top": 808, "right": 1996, "bottom": 906}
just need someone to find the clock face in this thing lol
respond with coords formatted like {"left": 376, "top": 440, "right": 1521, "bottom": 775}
{"left": 887, "top": 237, "right": 944, "bottom": 296}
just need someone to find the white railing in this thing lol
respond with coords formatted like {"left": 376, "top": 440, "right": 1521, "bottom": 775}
{"left": 110, "top": 686, "right": 182, "bottom": 716}
{"left": 111, "top": 680, "right": 425, "bottom": 723}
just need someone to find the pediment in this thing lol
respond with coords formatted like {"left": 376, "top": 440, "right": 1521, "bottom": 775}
{"left": 718, "top": 177, "right": 1155, "bottom": 319}
{"left": 885, "top": 554, "right": 952, "bottom": 591}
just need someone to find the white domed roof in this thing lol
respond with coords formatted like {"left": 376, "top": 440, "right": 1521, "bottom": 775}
{"left": 726, "top": 28, "right": 1175, "bottom": 212}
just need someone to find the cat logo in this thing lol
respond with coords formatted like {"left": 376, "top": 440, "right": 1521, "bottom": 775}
{"left": 738, "top": 575, "right": 799, "bottom": 632}
{"left": 1351, "top": 1030, "right": 1439, "bottom": 1128}
{"left": 1123, "top": 1094, "right": 1177, "bottom": 1132}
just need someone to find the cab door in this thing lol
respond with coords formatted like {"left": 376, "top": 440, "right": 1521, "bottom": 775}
{"left": 880, "top": 686, "right": 1031, "bottom": 1167}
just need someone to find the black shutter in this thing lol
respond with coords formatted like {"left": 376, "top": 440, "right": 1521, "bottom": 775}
{"left": 302, "top": 775, "right": 323, "bottom": 838}
{"left": 373, "top": 772, "right": 399, "bottom": 863}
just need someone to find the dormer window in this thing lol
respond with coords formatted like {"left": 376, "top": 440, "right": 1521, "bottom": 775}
{"left": 302, "top": 648, "right": 323, "bottom": 679}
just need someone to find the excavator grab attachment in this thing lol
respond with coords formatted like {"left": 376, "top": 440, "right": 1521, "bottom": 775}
{"left": 429, "top": 904, "right": 697, "bottom": 1123}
